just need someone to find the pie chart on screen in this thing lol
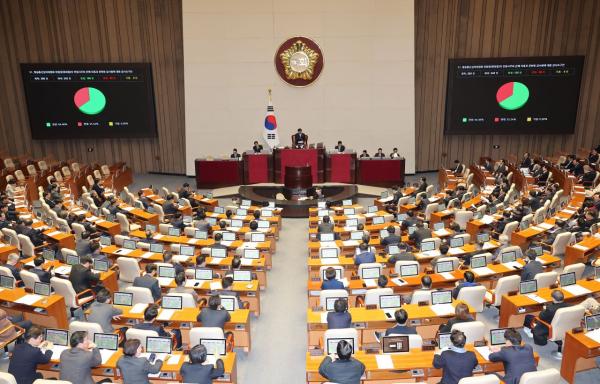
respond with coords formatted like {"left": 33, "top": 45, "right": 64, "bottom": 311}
{"left": 74, "top": 87, "right": 106, "bottom": 115}
{"left": 496, "top": 82, "right": 529, "bottom": 110}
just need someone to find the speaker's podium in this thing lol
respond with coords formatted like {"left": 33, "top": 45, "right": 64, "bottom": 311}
{"left": 273, "top": 146, "right": 325, "bottom": 184}
{"left": 283, "top": 165, "right": 315, "bottom": 199}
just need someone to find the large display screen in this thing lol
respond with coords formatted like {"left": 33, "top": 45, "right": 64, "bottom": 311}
{"left": 21, "top": 63, "right": 157, "bottom": 139}
{"left": 444, "top": 56, "right": 584, "bottom": 135}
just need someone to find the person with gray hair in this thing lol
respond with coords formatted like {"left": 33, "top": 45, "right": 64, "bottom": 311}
{"left": 523, "top": 289, "right": 569, "bottom": 345}
{"left": 3, "top": 253, "right": 21, "bottom": 282}
{"left": 318, "top": 340, "right": 365, "bottom": 384}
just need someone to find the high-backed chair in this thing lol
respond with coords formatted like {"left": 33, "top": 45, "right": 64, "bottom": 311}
{"left": 165, "top": 292, "right": 196, "bottom": 308}
{"left": 456, "top": 285, "right": 487, "bottom": 313}
{"left": 125, "top": 286, "right": 155, "bottom": 304}
{"left": 319, "top": 290, "right": 349, "bottom": 309}
{"left": 394, "top": 260, "right": 420, "bottom": 276}
{"left": 501, "top": 221, "right": 519, "bottom": 241}
{"left": 69, "top": 321, "right": 104, "bottom": 339}
{"left": 423, "top": 203, "right": 439, "bottom": 221}
{"left": 534, "top": 305, "right": 585, "bottom": 358}
{"left": 409, "top": 289, "right": 433, "bottom": 304}
{"left": 357, "top": 263, "right": 383, "bottom": 280}
{"left": 19, "top": 270, "right": 40, "bottom": 291}
{"left": 518, "top": 368, "right": 560, "bottom": 384}
{"left": 50, "top": 277, "right": 95, "bottom": 317}
{"left": 534, "top": 271, "right": 558, "bottom": 289}
{"left": 0, "top": 373, "right": 17, "bottom": 384}
{"left": 117, "top": 212, "right": 141, "bottom": 232}
{"left": 451, "top": 321, "right": 486, "bottom": 344}
{"left": 114, "top": 235, "right": 129, "bottom": 247}
{"left": 420, "top": 237, "right": 442, "bottom": 250}
{"left": 458, "top": 375, "right": 500, "bottom": 384}
{"left": 485, "top": 275, "right": 520, "bottom": 307}
{"left": 436, "top": 256, "right": 460, "bottom": 271}
{"left": 562, "top": 263, "right": 585, "bottom": 280}
{"left": 323, "top": 328, "right": 358, "bottom": 353}
{"left": 17, "top": 234, "right": 39, "bottom": 258}
{"left": 363, "top": 288, "right": 394, "bottom": 307}
{"left": 153, "top": 203, "right": 165, "bottom": 222}
{"left": 454, "top": 211, "right": 474, "bottom": 230}
{"left": 2, "top": 228, "right": 20, "bottom": 249}
{"left": 547, "top": 232, "right": 572, "bottom": 256}
{"left": 125, "top": 328, "right": 158, "bottom": 347}
{"left": 116, "top": 257, "right": 141, "bottom": 283}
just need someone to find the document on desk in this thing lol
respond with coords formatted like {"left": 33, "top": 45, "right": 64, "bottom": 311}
{"left": 115, "top": 248, "right": 133, "bottom": 255}
{"left": 320, "top": 241, "right": 338, "bottom": 248}
{"left": 537, "top": 222, "right": 554, "bottom": 230}
{"left": 562, "top": 209, "right": 576, "bottom": 215}
{"left": 502, "top": 262, "right": 522, "bottom": 270}
{"left": 210, "top": 281, "right": 223, "bottom": 290}
{"left": 375, "top": 354, "right": 394, "bottom": 369}
{"left": 130, "top": 303, "right": 148, "bottom": 314}
{"left": 46, "top": 231, "right": 61, "bottom": 237}
{"left": 421, "top": 250, "right": 441, "bottom": 257}
{"left": 187, "top": 239, "right": 201, "bottom": 245}
{"left": 363, "top": 279, "right": 377, "bottom": 288}
{"left": 140, "top": 252, "right": 154, "bottom": 259}
{"left": 430, "top": 304, "right": 455, "bottom": 316}
{"left": 221, "top": 241, "right": 233, "bottom": 247}
{"left": 379, "top": 196, "right": 393, "bottom": 203}
{"left": 473, "top": 267, "right": 495, "bottom": 276}
{"left": 439, "top": 272, "right": 455, "bottom": 280}
{"left": 321, "top": 258, "right": 340, "bottom": 265}
{"left": 434, "top": 229, "right": 451, "bottom": 237}
{"left": 482, "top": 242, "right": 496, "bottom": 250}
{"left": 525, "top": 294, "right": 546, "bottom": 303}
{"left": 475, "top": 346, "right": 492, "bottom": 361}
{"left": 342, "top": 240, "right": 359, "bottom": 247}
{"left": 15, "top": 294, "right": 43, "bottom": 306}
{"left": 48, "top": 345, "right": 69, "bottom": 359}
{"left": 54, "top": 266, "right": 72, "bottom": 275}
{"left": 562, "top": 284, "right": 591, "bottom": 296}
{"left": 173, "top": 255, "right": 190, "bottom": 263}
{"left": 584, "top": 329, "right": 600, "bottom": 344}
{"left": 572, "top": 244, "right": 588, "bottom": 251}
{"left": 448, "top": 248, "right": 463, "bottom": 255}
{"left": 157, "top": 309, "right": 175, "bottom": 321}
{"left": 154, "top": 234, "right": 164, "bottom": 240}
{"left": 166, "top": 354, "right": 181, "bottom": 365}
{"left": 391, "top": 278, "right": 407, "bottom": 287}
{"left": 320, "top": 312, "right": 329, "bottom": 324}
{"left": 240, "top": 258, "right": 254, "bottom": 266}
{"left": 480, "top": 215, "right": 495, "bottom": 225}
{"left": 100, "top": 349, "right": 116, "bottom": 364}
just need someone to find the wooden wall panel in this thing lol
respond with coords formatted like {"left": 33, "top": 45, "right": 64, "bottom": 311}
{"left": 415, "top": 0, "right": 600, "bottom": 171}
{"left": 0, "top": 0, "right": 185, "bottom": 173}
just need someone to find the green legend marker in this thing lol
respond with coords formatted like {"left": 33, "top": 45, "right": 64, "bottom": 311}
{"left": 462, "top": 117, "right": 467, "bottom": 123}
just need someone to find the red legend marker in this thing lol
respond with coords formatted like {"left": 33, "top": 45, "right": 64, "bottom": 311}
{"left": 494, "top": 117, "right": 500, "bottom": 123}
{"left": 77, "top": 122, "right": 83, "bottom": 127}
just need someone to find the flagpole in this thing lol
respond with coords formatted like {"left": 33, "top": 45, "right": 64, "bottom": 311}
{"left": 268, "top": 88, "right": 272, "bottom": 103}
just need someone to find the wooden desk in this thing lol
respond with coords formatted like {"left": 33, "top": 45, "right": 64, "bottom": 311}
{"left": 565, "top": 236, "right": 600, "bottom": 265}
{"left": 39, "top": 349, "right": 238, "bottom": 383}
{"left": 356, "top": 159, "right": 405, "bottom": 187}
{"left": 499, "top": 278, "right": 600, "bottom": 328}
{"left": 0, "top": 287, "right": 68, "bottom": 328}
{"left": 306, "top": 348, "right": 538, "bottom": 383}
{"left": 115, "top": 305, "right": 253, "bottom": 352}
{"left": 118, "top": 203, "right": 159, "bottom": 227}
{"left": 43, "top": 228, "right": 76, "bottom": 250}
{"left": 560, "top": 331, "right": 600, "bottom": 383}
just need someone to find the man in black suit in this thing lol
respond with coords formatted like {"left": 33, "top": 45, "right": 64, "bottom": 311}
{"left": 451, "top": 160, "right": 463, "bottom": 175}
{"left": 387, "top": 242, "right": 416, "bottom": 264}
{"left": 521, "top": 249, "right": 543, "bottom": 282}
{"left": 252, "top": 140, "right": 263, "bottom": 153}
{"left": 415, "top": 177, "right": 428, "bottom": 194}
{"left": 180, "top": 344, "right": 224, "bottom": 383}
{"left": 390, "top": 147, "right": 401, "bottom": 159}
{"left": 318, "top": 340, "right": 365, "bottom": 384}
{"left": 134, "top": 304, "right": 182, "bottom": 350}
{"left": 489, "top": 328, "right": 537, "bottom": 384}
{"left": 162, "top": 194, "right": 179, "bottom": 216}
{"left": 219, "top": 276, "right": 244, "bottom": 309}
{"left": 385, "top": 309, "right": 417, "bottom": 336}
{"left": 30, "top": 256, "right": 51, "bottom": 284}
{"left": 230, "top": 148, "right": 241, "bottom": 159}
{"left": 133, "top": 264, "right": 162, "bottom": 301}
{"left": 359, "top": 150, "right": 370, "bottom": 158}
{"left": 520, "top": 152, "right": 533, "bottom": 169}
{"left": 381, "top": 225, "right": 401, "bottom": 247}
{"left": 91, "top": 178, "right": 105, "bottom": 197}
{"left": 8, "top": 326, "right": 53, "bottom": 384}
{"left": 293, "top": 128, "right": 307, "bottom": 148}
{"left": 409, "top": 221, "right": 432, "bottom": 247}
{"left": 69, "top": 256, "right": 101, "bottom": 293}
{"left": 326, "top": 298, "right": 352, "bottom": 329}
{"left": 432, "top": 330, "right": 478, "bottom": 384}
{"left": 334, "top": 141, "right": 346, "bottom": 152}
{"left": 197, "top": 294, "right": 230, "bottom": 330}
{"left": 524, "top": 290, "right": 569, "bottom": 345}
{"left": 374, "top": 148, "right": 385, "bottom": 158}
{"left": 545, "top": 219, "right": 568, "bottom": 245}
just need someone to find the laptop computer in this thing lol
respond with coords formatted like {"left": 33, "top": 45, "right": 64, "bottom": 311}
{"left": 145, "top": 224, "right": 157, "bottom": 233}
{"left": 179, "top": 245, "right": 195, "bottom": 256}
{"left": 42, "top": 248, "right": 55, "bottom": 261}
{"left": 158, "top": 266, "right": 175, "bottom": 278}
{"left": 477, "top": 233, "right": 490, "bottom": 243}
{"left": 94, "top": 333, "right": 119, "bottom": 351}
{"left": 470, "top": 255, "right": 487, "bottom": 269}
{"left": 123, "top": 239, "right": 137, "bottom": 250}
{"left": 230, "top": 219, "right": 243, "bottom": 228}
{"left": 343, "top": 208, "right": 355, "bottom": 215}
{"left": 243, "top": 249, "right": 260, "bottom": 259}
{"left": 319, "top": 233, "right": 335, "bottom": 242}
{"left": 449, "top": 237, "right": 464, "bottom": 248}
{"left": 211, "top": 248, "right": 227, "bottom": 258}
{"left": 420, "top": 241, "right": 436, "bottom": 252}
{"left": 34, "top": 282, "right": 51, "bottom": 296}
{"left": 168, "top": 227, "right": 181, "bottom": 236}
{"left": 559, "top": 272, "right": 576, "bottom": 287}
{"left": 489, "top": 328, "right": 508, "bottom": 346}
{"left": 113, "top": 292, "right": 133, "bottom": 306}
{"left": 368, "top": 205, "right": 377, "bottom": 213}
{"left": 161, "top": 295, "right": 183, "bottom": 310}
{"left": 233, "top": 270, "right": 252, "bottom": 282}
{"left": 435, "top": 260, "right": 454, "bottom": 273}
{"left": 325, "top": 297, "right": 348, "bottom": 312}
{"left": 251, "top": 233, "right": 265, "bottom": 242}
{"left": 320, "top": 248, "right": 339, "bottom": 259}
{"left": 431, "top": 290, "right": 452, "bottom": 305}
{"left": 433, "top": 222, "right": 445, "bottom": 231}
{"left": 361, "top": 266, "right": 381, "bottom": 280}
{"left": 519, "top": 280, "right": 538, "bottom": 294}
{"left": 146, "top": 336, "right": 172, "bottom": 354}
{"left": 373, "top": 216, "right": 385, "bottom": 225}
{"left": 99, "top": 236, "right": 112, "bottom": 247}
{"left": 379, "top": 294, "right": 402, "bottom": 318}
{"left": 222, "top": 232, "right": 236, "bottom": 241}
{"left": 150, "top": 243, "right": 164, "bottom": 253}
{"left": 438, "top": 332, "right": 452, "bottom": 350}
{"left": 220, "top": 297, "right": 236, "bottom": 311}
{"left": 327, "top": 338, "right": 354, "bottom": 355}
{"left": 93, "top": 259, "right": 109, "bottom": 272}
{"left": 199, "top": 338, "right": 227, "bottom": 363}
{"left": 235, "top": 209, "right": 247, "bottom": 216}
{"left": 585, "top": 314, "right": 600, "bottom": 331}
{"left": 399, "top": 264, "right": 418, "bottom": 277}
{"left": 195, "top": 230, "right": 208, "bottom": 239}
{"left": 345, "top": 219, "right": 358, "bottom": 228}
{"left": 0, "top": 275, "right": 14, "bottom": 289}
{"left": 382, "top": 335, "right": 409, "bottom": 353}
{"left": 195, "top": 268, "right": 213, "bottom": 281}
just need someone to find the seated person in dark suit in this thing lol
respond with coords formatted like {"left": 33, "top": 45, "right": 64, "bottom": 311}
{"left": 230, "top": 148, "right": 241, "bottom": 159}
{"left": 162, "top": 194, "right": 179, "bottom": 216}
{"left": 385, "top": 309, "right": 418, "bottom": 336}
{"left": 521, "top": 249, "right": 543, "bottom": 282}
{"left": 87, "top": 288, "right": 124, "bottom": 334}
{"left": 4, "top": 252, "right": 21, "bottom": 282}
{"left": 520, "top": 152, "right": 533, "bottom": 169}
{"left": 293, "top": 128, "right": 307, "bottom": 148}
{"left": 58, "top": 331, "right": 102, "bottom": 384}
{"left": 408, "top": 221, "right": 432, "bottom": 247}
{"left": 579, "top": 165, "right": 597, "bottom": 186}
{"left": 523, "top": 290, "right": 569, "bottom": 345}
{"left": 327, "top": 298, "right": 351, "bottom": 329}
{"left": 22, "top": 220, "right": 44, "bottom": 246}
{"left": 29, "top": 256, "right": 51, "bottom": 284}
{"left": 69, "top": 256, "right": 101, "bottom": 293}
{"left": 359, "top": 150, "right": 370, "bottom": 158}
{"left": 318, "top": 340, "right": 365, "bottom": 384}
{"left": 387, "top": 242, "right": 415, "bottom": 265}
{"left": 354, "top": 242, "right": 376, "bottom": 265}
{"left": 194, "top": 210, "right": 212, "bottom": 233}
{"left": 169, "top": 212, "right": 185, "bottom": 230}
{"left": 452, "top": 271, "right": 479, "bottom": 299}
{"left": 415, "top": 177, "right": 428, "bottom": 194}
{"left": 211, "top": 232, "right": 229, "bottom": 251}
{"left": 489, "top": 328, "right": 537, "bottom": 384}
{"left": 374, "top": 148, "right": 385, "bottom": 158}
{"left": 133, "top": 264, "right": 162, "bottom": 301}
{"left": 75, "top": 232, "right": 95, "bottom": 257}
{"left": 381, "top": 225, "right": 401, "bottom": 247}
{"left": 317, "top": 215, "right": 334, "bottom": 234}
{"left": 197, "top": 294, "right": 231, "bottom": 330}
{"left": 134, "top": 304, "right": 182, "bottom": 350}
{"left": 451, "top": 159, "right": 463, "bottom": 175}
{"left": 390, "top": 147, "right": 401, "bottom": 159}
{"left": 252, "top": 141, "right": 263, "bottom": 153}
{"left": 439, "top": 303, "right": 474, "bottom": 333}
{"left": 545, "top": 219, "right": 568, "bottom": 245}
{"left": 432, "top": 329, "right": 478, "bottom": 384}
{"left": 8, "top": 325, "right": 53, "bottom": 384}
{"left": 334, "top": 141, "right": 345, "bottom": 153}
{"left": 321, "top": 267, "right": 345, "bottom": 290}
{"left": 117, "top": 338, "right": 163, "bottom": 384}
{"left": 180, "top": 344, "right": 225, "bottom": 383}
{"left": 219, "top": 276, "right": 244, "bottom": 309}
